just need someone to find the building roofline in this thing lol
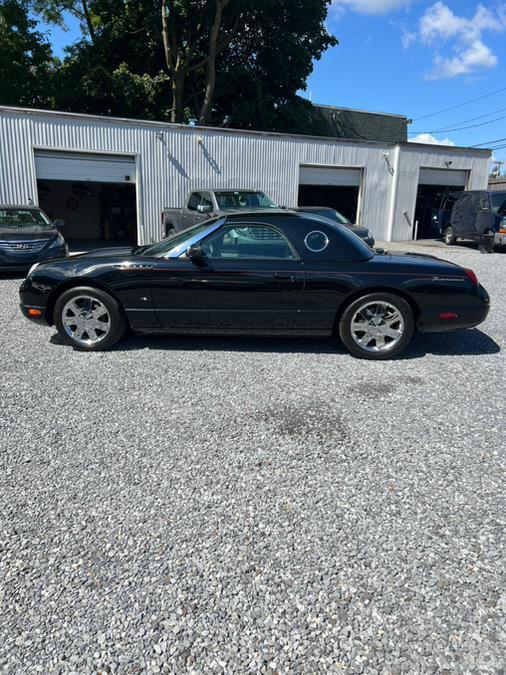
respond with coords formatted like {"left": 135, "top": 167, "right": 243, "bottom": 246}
{"left": 0, "top": 105, "right": 491, "bottom": 156}
{"left": 400, "top": 141, "right": 491, "bottom": 156}
{"left": 312, "top": 103, "right": 408, "bottom": 121}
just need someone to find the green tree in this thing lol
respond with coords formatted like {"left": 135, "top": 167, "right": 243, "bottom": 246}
{"left": 0, "top": 0, "right": 55, "bottom": 107}
{"left": 30, "top": 0, "right": 98, "bottom": 42}
{"left": 34, "top": 0, "right": 338, "bottom": 133}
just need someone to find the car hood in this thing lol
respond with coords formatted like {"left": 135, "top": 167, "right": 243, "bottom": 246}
{"left": 0, "top": 226, "right": 59, "bottom": 241}
{"left": 70, "top": 246, "right": 134, "bottom": 260}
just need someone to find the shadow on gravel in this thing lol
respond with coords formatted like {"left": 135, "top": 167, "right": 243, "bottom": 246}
{"left": 0, "top": 272, "right": 26, "bottom": 281}
{"left": 400, "top": 329, "right": 500, "bottom": 359}
{"left": 50, "top": 327, "right": 500, "bottom": 359}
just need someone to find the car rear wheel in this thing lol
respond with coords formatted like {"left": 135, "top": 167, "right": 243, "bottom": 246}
{"left": 443, "top": 226, "right": 455, "bottom": 245}
{"left": 339, "top": 293, "right": 414, "bottom": 360}
{"left": 54, "top": 286, "right": 126, "bottom": 351}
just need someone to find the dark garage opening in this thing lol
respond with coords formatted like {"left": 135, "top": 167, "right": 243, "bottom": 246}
{"left": 37, "top": 180, "right": 137, "bottom": 245}
{"left": 298, "top": 184, "right": 359, "bottom": 223}
{"left": 414, "top": 185, "right": 464, "bottom": 240}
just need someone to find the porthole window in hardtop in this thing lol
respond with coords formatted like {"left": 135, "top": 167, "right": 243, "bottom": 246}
{"left": 304, "top": 230, "right": 329, "bottom": 253}
{"left": 286, "top": 215, "right": 373, "bottom": 261}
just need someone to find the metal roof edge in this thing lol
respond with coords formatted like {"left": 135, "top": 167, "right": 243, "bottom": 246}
{"left": 0, "top": 105, "right": 491, "bottom": 156}
{"left": 312, "top": 103, "right": 408, "bottom": 121}
{"left": 0, "top": 105, "right": 399, "bottom": 148}
{"left": 399, "top": 141, "right": 491, "bottom": 156}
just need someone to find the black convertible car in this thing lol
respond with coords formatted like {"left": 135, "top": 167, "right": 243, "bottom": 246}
{"left": 19, "top": 211, "right": 490, "bottom": 359}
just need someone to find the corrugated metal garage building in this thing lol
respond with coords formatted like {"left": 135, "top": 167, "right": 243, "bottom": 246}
{"left": 0, "top": 105, "right": 491, "bottom": 245}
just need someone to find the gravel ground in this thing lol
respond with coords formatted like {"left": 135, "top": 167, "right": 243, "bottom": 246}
{"left": 0, "top": 243, "right": 504, "bottom": 674}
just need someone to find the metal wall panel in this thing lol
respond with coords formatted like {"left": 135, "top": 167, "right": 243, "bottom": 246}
{"left": 390, "top": 145, "right": 490, "bottom": 241}
{"left": 0, "top": 107, "right": 491, "bottom": 243}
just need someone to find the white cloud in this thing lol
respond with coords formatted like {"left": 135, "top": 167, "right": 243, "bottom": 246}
{"left": 400, "top": 24, "right": 417, "bottom": 48}
{"left": 408, "top": 2, "right": 506, "bottom": 79}
{"left": 428, "top": 40, "right": 497, "bottom": 79}
{"left": 331, "top": 0, "right": 411, "bottom": 16}
{"left": 409, "top": 133, "right": 456, "bottom": 146}
{"left": 420, "top": 3, "right": 503, "bottom": 43}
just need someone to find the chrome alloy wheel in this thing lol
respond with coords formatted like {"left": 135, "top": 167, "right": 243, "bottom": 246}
{"left": 61, "top": 295, "right": 111, "bottom": 346}
{"left": 350, "top": 300, "right": 405, "bottom": 353}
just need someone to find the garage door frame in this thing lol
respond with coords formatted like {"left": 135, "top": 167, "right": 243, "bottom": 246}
{"left": 31, "top": 146, "right": 142, "bottom": 243}
{"left": 297, "top": 163, "right": 365, "bottom": 224}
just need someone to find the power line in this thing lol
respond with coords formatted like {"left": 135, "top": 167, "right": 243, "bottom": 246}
{"left": 471, "top": 136, "right": 506, "bottom": 148}
{"left": 411, "top": 106, "right": 506, "bottom": 134}
{"left": 412, "top": 86, "right": 506, "bottom": 122}
{"left": 409, "top": 113, "right": 506, "bottom": 135}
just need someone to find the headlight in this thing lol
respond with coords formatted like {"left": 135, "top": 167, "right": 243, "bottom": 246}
{"left": 48, "top": 234, "right": 65, "bottom": 248}
{"left": 27, "top": 263, "right": 40, "bottom": 276}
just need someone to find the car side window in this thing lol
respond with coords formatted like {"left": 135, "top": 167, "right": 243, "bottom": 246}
{"left": 201, "top": 192, "right": 213, "bottom": 209}
{"left": 477, "top": 194, "right": 489, "bottom": 211}
{"left": 200, "top": 225, "right": 298, "bottom": 260}
{"left": 188, "top": 192, "right": 202, "bottom": 211}
{"left": 453, "top": 195, "right": 469, "bottom": 217}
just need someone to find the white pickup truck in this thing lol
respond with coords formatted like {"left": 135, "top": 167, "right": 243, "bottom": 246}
{"left": 162, "top": 189, "right": 279, "bottom": 236}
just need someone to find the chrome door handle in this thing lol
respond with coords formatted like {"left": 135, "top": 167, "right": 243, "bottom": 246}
{"left": 274, "top": 273, "right": 295, "bottom": 281}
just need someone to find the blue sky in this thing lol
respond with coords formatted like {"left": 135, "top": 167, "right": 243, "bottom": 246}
{"left": 39, "top": 0, "right": 506, "bottom": 169}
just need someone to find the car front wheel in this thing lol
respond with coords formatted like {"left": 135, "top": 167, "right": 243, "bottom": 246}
{"left": 339, "top": 293, "right": 414, "bottom": 360}
{"left": 54, "top": 286, "right": 126, "bottom": 351}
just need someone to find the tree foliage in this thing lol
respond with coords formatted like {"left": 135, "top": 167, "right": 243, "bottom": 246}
{"left": 0, "top": 0, "right": 54, "bottom": 107}
{"left": 2, "top": 0, "right": 338, "bottom": 135}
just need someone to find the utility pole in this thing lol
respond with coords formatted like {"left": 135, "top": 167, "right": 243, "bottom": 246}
{"left": 491, "top": 160, "right": 504, "bottom": 178}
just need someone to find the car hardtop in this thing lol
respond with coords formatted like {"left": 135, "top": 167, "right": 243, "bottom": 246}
{"left": 219, "top": 211, "right": 374, "bottom": 261}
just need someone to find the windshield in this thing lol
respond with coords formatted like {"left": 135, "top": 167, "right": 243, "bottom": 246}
{"left": 490, "top": 192, "right": 506, "bottom": 215}
{"left": 0, "top": 208, "right": 52, "bottom": 229}
{"left": 214, "top": 191, "right": 278, "bottom": 209}
{"left": 141, "top": 218, "right": 224, "bottom": 258}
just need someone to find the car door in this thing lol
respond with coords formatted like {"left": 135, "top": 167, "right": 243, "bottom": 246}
{"left": 151, "top": 222, "right": 304, "bottom": 333}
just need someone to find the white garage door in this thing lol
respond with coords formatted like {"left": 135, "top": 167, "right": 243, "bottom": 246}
{"left": 299, "top": 165, "right": 362, "bottom": 187}
{"left": 418, "top": 168, "right": 468, "bottom": 187}
{"left": 34, "top": 151, "right": 136, "bottom": 183}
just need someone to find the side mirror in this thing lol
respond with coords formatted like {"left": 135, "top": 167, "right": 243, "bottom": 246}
{"left": 197, "top": 204, "right": 212, "bottom": 214}
{"left": 187, "top": 245, "right": 206, "bottom": 263}
{"left": 53, "top": 218, "right": 65, "bottom": 229}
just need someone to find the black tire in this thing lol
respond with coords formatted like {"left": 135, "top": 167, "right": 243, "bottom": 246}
{"left": 443, "top": 226, "right": 455, "bottom": 245}
{"left": 481, "top": 229, "right": 495, "bottom": 254}
{"left": 339, "top": 292, "right": 415, "bottom": 360}
{"left": 54, "top": 286, "right": 126, "bottom": 351}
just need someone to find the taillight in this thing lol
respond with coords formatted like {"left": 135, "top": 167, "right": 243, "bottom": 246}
{"left": 465, "top": 268, "right": 478, "bottom": 286}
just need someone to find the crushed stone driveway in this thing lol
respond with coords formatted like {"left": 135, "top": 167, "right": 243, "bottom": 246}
{"left": 0, "top": 242, "right": 504, "bottom": 673}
